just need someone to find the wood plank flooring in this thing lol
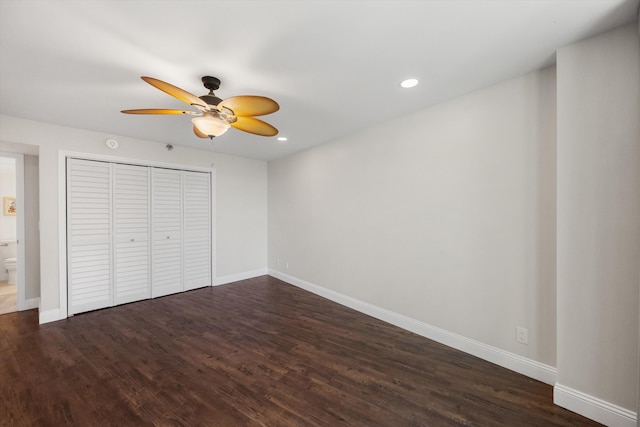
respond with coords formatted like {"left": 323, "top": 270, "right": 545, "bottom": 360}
{"left": 1, "top": 276, "right": 601, "bottom": 426}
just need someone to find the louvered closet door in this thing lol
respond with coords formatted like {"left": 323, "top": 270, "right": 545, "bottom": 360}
{"left": 183, "top": 171, "right": 211, "bottom": 291}
{"left": 67, "top": 159, "right": 112, "bottom": 315}
{"left": 151, "top": 168, "right": 183, "bottom": 297}
{"left": 113, "top": 164, "right": 150, "bottom": 305}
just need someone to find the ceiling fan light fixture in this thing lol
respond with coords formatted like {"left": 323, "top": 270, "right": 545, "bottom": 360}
{"left": 192, "top": 114, "right": 230, "bottom": 138}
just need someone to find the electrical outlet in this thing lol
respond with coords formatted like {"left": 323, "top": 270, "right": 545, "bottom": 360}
{"left": 286, "top": 262, "right": 289, "bottom": 270}
{"left": 276, "top": 259, "right": 280, "bottom": 267}
{"left": 516, "top": 327, "right": 528, "bottom": 344}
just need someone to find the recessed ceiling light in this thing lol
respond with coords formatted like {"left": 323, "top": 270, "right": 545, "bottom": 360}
{"left": 400, "top": 78, "right": 419, "bottom": 88}
{"left": 277, "top": 137, "right": 288, "bottom": 142}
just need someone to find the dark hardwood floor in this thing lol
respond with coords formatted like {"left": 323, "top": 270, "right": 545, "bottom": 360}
{"left": 1, "top": 276, "right": 601, "bottom": 426}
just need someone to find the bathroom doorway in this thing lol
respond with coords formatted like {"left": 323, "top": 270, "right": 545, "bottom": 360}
{"left": 0, "top": 155, "right": 19, "bottom": 314}
{"left": 0, "top": 150, "right": 37, "bottom": 315}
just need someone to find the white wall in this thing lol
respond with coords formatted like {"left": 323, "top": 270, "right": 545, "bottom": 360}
{"left": 556, "top": 22, "right": 639, "bottom": 421}
{"left": 269, "top": 67, "right": 557, "bottom": 367}
{"left": 0, "top": 115, "right": 268, "bottom": 315}
{"left": 214, "top": 154, "right": 268, "bottom": 278}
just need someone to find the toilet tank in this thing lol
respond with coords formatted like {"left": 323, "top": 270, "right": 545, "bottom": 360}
{"left": 1, "top": 240, "right": 17, "bottom": 259}
{"left": 0, "top": 240, "right": 16, "bottom": 281}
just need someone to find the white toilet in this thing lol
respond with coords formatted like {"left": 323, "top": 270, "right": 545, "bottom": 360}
{"left": 1, "top": 241, "right": 17, "bottom": 285}
{"left": 3, "top": 257, "right": 16, "bottom": 285}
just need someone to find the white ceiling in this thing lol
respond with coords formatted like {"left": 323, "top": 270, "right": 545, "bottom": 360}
{"left": 1, "top": 1, "right": 638, "bottom": 161}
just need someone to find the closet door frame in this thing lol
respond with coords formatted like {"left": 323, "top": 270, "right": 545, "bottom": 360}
{"left": 58, "top": 151, "right": 215, "bottom": 320}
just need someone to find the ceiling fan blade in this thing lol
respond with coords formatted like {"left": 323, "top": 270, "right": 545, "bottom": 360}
{"left": 121, "top": 108, "right": 197, "bottom": 115}
{"left": 218, "top": 96, "right": 279, "bottom": 117}
{"left": 141, "top": 76, "right": 207, "bottom": 108}
{"left": 193, "top": 125, "right": 209, "bottom": 138}
{"left": 231, "top": 116, "right": 278, "bottom": 136}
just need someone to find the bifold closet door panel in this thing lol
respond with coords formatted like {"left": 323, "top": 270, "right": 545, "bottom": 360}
{"left": 67, "top": 160, "right": 211, "bottom": 315}
{"left": 67, "top": 159, "right": 112, "bottom": 315}
{"left": 151, "top": 168, "right": 183, "bottom": 298}
{"left": 113, "top": 164, "right": 151, "bottom": 305}
{"left": 183, "top": 171, "right": 211, "bottom": 291}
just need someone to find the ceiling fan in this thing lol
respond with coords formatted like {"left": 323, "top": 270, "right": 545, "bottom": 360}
{"left": 121, "top": 76, "right": 279, "bottom": 139}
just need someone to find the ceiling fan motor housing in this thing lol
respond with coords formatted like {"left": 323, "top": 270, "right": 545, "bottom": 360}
{"left": 200, "top": 94, "right": 223, "bottom": 106}
{"left": 200, "top": 76, "right": 223, "bottom": 107}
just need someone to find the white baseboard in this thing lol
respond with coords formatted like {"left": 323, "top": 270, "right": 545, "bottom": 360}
{"left": 268, "top": 269, "right": 557, "bottom": 385}
{"left": 21, "top": 297, "right": 40, "bottom": 311}
{"left": 554, "top": 384, "right": 637, "bottom": 427}
{"left": 213, "top": 268, "right": 268, "bottom": 286}
{"left": 36, "top": 269, "right": 269, "bottom": 324}
{"left": 39, "top": 308, "right": 62, "bottom": 324}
